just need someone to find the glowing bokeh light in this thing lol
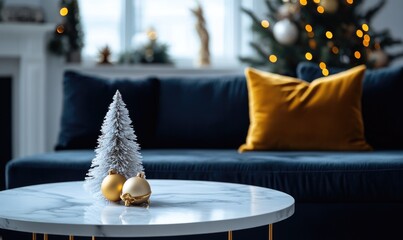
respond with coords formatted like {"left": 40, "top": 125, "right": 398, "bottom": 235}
{"left": 60, "top": 7, "right": 68, "bottom": 16}
{"left": 362, "top": 24, "right": 369, "bottom": 32}
{"left": 309, "top": 39, "right": 317, "bottom": 49}
{"left": 331, "top": 46, "right": 339, "bottom": 54}
{"left": 261, "top": 20, "right": 270, "bottom": 28}
{"left": 356, "top": 29, "right": 363, "bottom": 38}
{"left": 305, "top": 52, "right": 313, "bottom": 60}
{"left": 317, "top": 6, "right": 325, "bottom": 14}
{"left": 300, "top": 0, "right": 308, "bottom": 6}
{"left": 269, "top": 55, "right": 278, "bottom": 63}
{"left": 305, "top": 24, "right": 313, "bottom": 32}
{"left": 147, "top": 31, "right": 157, "bottom": 40}
{"left": 56, "top": 25, "right": 64, "bottom": 34}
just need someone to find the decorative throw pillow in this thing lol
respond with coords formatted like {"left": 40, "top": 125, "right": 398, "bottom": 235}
{"left": 155, "top": 75, "right": 249, "bottom": 148}
{"left": 55, "top": 71, "right": 159, "bottom": 150}
{"left": 297, "top": 62, "right": 403, "bottom": 149}
{"left": 239, "top": 65, "right": 372, "bottom": 152}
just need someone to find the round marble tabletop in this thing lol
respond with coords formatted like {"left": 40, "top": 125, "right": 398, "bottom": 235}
{"left": 0, "top": 180, "right": 294, "bottom": 237}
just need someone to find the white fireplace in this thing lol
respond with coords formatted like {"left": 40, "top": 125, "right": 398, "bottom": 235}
{"left": 0, "top": 23, "right": 54, "bottom": 158}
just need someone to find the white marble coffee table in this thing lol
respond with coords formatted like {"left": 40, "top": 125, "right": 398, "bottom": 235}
{"left": 0, "top": 180, "right": 294, "bottom": 239}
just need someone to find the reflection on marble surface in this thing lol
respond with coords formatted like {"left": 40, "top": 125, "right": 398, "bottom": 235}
{"left": 0, "top": 180, "right": 294, "bottom": 237}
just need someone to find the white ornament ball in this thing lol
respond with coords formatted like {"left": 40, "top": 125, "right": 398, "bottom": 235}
{"left": 320, "top": 0, "right": 339, "bottom": 14}
{"left": 273, "top": 19, "right": 299, "bottom": 45}
{"left": 120, "top": 172, "right": 151, "bottom": 206}
{"left": 368, "top": 50, "right": 389, "bottom": 68}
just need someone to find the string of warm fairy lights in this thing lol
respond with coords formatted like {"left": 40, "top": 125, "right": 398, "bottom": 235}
{"left": 261, "top": 0, "right": 374, "bottom": 76}
{"left": 55, "top": 5, "right": 68, "bottom": 34}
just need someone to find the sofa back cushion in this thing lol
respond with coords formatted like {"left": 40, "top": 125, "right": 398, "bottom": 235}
{"left": 155, "top": 75, "right": 249, "bottom": 148}
{"left": 55, "top": 71, "right": 159, "bottom": 150}
{"left": 297, "top": 62, "right": 403, "bottom": 149}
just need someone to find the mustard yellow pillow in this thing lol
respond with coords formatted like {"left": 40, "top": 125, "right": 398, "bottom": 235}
{"left": 239, "top": 65, "right": 372, "bottom": 152}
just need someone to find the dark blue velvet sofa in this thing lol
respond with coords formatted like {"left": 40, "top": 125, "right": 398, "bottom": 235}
{"left": 4, "top": 65, "right": 403, "bottom": 240}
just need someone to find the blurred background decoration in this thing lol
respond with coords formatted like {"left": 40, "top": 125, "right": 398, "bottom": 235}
{"left": 0, "top": 4, "right": 44, "bottom": 23}
{"left": 240, "top": 0, "right": 403, "bottom": 76}
{"left": 47, "top": 0, "right": 84, "bottom": 63}
{"left": 118, "top": 27, "right": 172, "bottom": 65}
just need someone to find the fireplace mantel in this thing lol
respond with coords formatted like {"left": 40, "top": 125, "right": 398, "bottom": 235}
{"left": 0, "top": 23, "right": 54, "bottom": 158}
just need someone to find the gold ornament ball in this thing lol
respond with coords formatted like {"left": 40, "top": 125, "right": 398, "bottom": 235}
{"left": 101, "top": 170, "right": 127, "bottom": 202}
{"left": 320, "top": 0, "right": 339, "bottom": 14}
{"left": 120, "top": 172, "right": 152, "bottom": 206}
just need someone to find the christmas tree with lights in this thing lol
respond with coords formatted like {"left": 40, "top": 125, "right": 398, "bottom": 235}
{"left": 240, "top": 0, "right": 403, "bottom": 76}
{"left": 48, "top": 0, "right": 84, "bottom": 62}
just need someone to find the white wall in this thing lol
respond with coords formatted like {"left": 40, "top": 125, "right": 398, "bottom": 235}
{"left": 45, "top": 56, "right": 65, "bottom": 151}
{"left": 3, "top": 0, "right": 403, "bottom": 153}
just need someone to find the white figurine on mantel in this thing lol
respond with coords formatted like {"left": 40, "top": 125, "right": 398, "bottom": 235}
{"left": 83, "top": 90, "right": 144, "bottom": 201}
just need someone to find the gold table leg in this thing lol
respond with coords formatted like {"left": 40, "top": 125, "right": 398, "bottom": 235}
{"left": 228, "top": 230, "right": 233, "bottom": 240}
{"left": 31, "top": 233, "right": 90, "bottom": 240}
{"left": 269, "top": 224, "right": 273, "bottom": 240}
{"left": 92, "top": 237, "right": 96, "bottom": 240}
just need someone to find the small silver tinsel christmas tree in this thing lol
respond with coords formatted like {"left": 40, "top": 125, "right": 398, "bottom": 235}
{"left": 83, "top": 90, "right": 144, "bottom": 200}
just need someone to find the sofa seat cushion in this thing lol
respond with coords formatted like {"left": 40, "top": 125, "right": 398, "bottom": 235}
{"left": 6, "top": 150, "right": 403, "bottom": 202}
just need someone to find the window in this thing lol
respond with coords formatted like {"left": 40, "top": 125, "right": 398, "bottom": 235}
{"left": 79, "top": 0, "right": 256, "bottom": 67}
{"left": 80, "top": 1, "right": 123, "bottom": 60}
